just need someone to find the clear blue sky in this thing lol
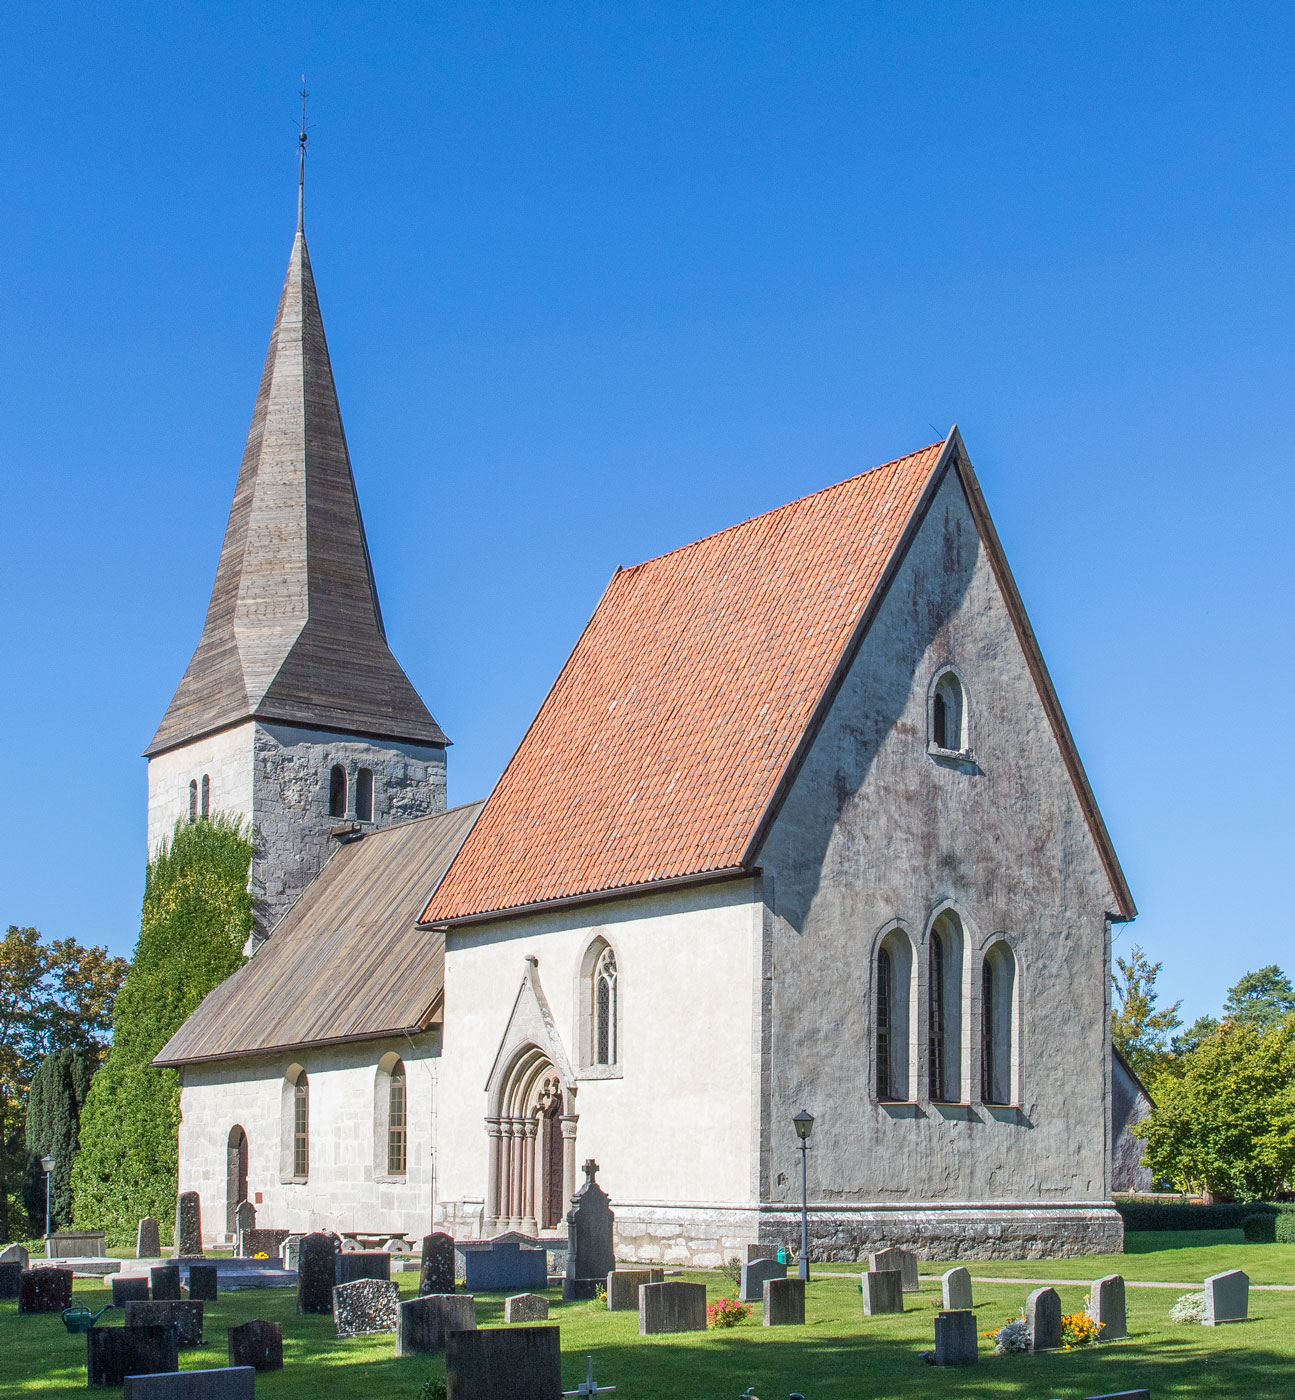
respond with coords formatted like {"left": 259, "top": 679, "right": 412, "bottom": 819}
{"left": 2, "top": 4, "right": 1291, "bottom": 1024}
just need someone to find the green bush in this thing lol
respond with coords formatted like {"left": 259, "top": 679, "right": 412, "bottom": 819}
{"left": 1244, "top": 1213, "right": 1277, "bottom": 1243}
{"left": 1116, "top": 1200, "right": 1278, "bottom": 1232}
{"left": 1277, "top": 1211, "right": 1295, "bottom": 1245}
{"left": 72, "top": 817, "right": 252, "bottom": 1244}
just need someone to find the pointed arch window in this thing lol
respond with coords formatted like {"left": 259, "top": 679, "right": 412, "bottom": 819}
{"left": 188, "top": 780, "right": 198, "bottom": 824}
{"left": 293, "top": 1071, "right": 309, "bottom": 1178}
{"left": 200, "top": 774, "right": 210, "bottom": 818}
{"left": 929, "top": 668, "right": 970, "bottom": 755}
{"left": 875, "top": 929, "right": 913, "bottom": 1101}
{"left": 594, "top": 947, "right": 617, "bottom": 1066}
{"left": 927, "top": 912, "right": 966, "bottom": 1102}
{"left": 356, "top": 768, "right": 374, "bottom": 822}
{"left": 928, "top": 931, "right": 946, "bottom": 1101}
{"left": 387, "top": 1060, "right": 407, "bottom": 1175}
{"left": 328, "top": 765, "right": 347, "bottom": 819}
{"left": 981, "top": 941, "right": 1018, "bottom": 1105}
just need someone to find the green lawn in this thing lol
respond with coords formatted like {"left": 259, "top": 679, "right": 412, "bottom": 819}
{"left": 3, "top": 1234, "right": 1293, "bottom": 1398}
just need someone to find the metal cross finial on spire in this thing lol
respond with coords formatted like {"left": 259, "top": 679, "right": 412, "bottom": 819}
{"left": 297, "top": 77, "right": 308, "bottom": 232}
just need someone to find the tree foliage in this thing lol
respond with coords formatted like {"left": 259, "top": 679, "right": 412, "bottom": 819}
{"left": 73, "top": 817, "right": 253, "bottom": 1243}
{"left": 23, "top": 1046, "right": 96, "bottom": 1230}
{"left": 1223, "top": 965, "right": 1295, "bottom": 1031}
{"left": 0, "top": 926, "right": 125, "bottom": 1242}
{"left": 1111, "top": 943, "right": 1182, "bottom": 1085}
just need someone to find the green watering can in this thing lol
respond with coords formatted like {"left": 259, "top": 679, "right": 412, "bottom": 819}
{"left": 60, "top": 1303, "right": 114, "bottom": 1333}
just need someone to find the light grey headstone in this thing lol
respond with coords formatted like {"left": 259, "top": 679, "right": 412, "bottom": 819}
{"left": 136, "top": 1217, "right": 160, "bottom": 1259}
{"left": 934, "top": 1309, "right": 978, "bottom": 1366}
{"left": 1089, "top": 1273, "right": 1127, "bottom": 1339}
{"left": 1204, "top": 1268, "right": 1248, "bottom": 1324}
{"left": 235, "top": 1200, "right": 256, "bottom": 1235}
{"left": 942, "top": 1265, "right": 973, "bottom": 1311}
{"left": 0, "top": 1243, "right": 29, "bottom": 1269}
{"left": 639, "top": 1280, "right": 707, "bottom": 1334}
{"left": 125, "top": 1298, "right": 205, "bottom": 1347}
{"left": 332, "top": 1277, "right": 400, "bottom": 1337}
{"left": 869, "top": 1247, "right": 918, "bottom": 1292}
{"left": 607, "top": 1267, "right": 662, "bottom": 1310}
{"left": 504, "top": 1291, "right": 549, "bottom": 1322}
{"left": 122, "top": 1367, "right": 255, "bottom": 1400}
{"left": 281, "top": 1233, "right": 304, "bottom": 1271}
{"left": 862, "top": 1269, "right": 903, "bottom": 1315}
{"left": 740, "top": 1256, "right": 786, "bottom": 1303}
{"left": 175, "top": 1192, "right": 203, "bottom": 1257}
{"left": 745, "top": 1243, "right": 778, "bottom": 1263}
{"left": 396, "top": 1292, "right": 477, "bottom": 1356}
{"left": 1026, "top": 1286, "right": 1062, "bottom": 1351}
{"left": 762, "top": 1276, "right": 805, "bottom": 1326}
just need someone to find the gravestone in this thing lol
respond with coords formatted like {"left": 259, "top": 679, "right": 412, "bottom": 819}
{"left": 420, "top": 1232, "right": 456, "bottom": 1295}
{"left": 112, "top": 1275, "right": 151, "bottom": 1305}
{"left": 175, "top": 1192, "right": 203, "bottom": 1257}
{"left": 869, "top": 1247, "right": 918, "bottom": 1292}
{"left": 240, "top": 1228, "right": 289, "bottom": 1259}
{"left": 1089, "top": 1273, "right": 1127, "bottom": 1339}
{"left": 462, "top": 1241, "right": 547, "bottom": 1293}
{"left": 0, "top": 1242, "right": 30, "bottom": 1268}
{"left": 934, "top": 1309, "right": 978, "bottom": 1366}
{"left": 122, "top": 1367, "right": 255, "bottom": 1399}
{"left": 606, "top": 1268, "right": 663, "bottom": 1310}
{"left": 235, "top": 1201, "right": 256, "bottom": 1236}
{"left": 563, "top": 1159, "right": 615, "bottom": 1301}
{"left": 188, "top": 1263, "right": 219, "bottom": 1301}
{"left": 745, "top": 1243, "right": 778, "bottom": 1263}
{"left": 297, "top": 1233, "right": 338, "bottom": 1314}
{"left": 740, "top": 1257, "right": 786, "bottom": 1303}
{"left": 942, "top": 1266, "right": 973, "bottom": 1311}
{"left": 1204, "top": 1268, "right": 1249, "bottom": 1325}
{"left": 136, "top": 1217, "right": 160, "bottom": 1259}
{"left": 332, "top": 1278, "right": 400, "bottom": 1337}
{"left": 445, "top": 1324, "right": 562, "bottom": 1400}
{"left": 18, "top": 1267, "right": 73, "bottom": 1313}
{"left": 862, "top": 1269, "right": 903, "bottom": 1315}
{"left": 150, "top": 1265, "right": 182, "bottom": 1301}
{"left": 395, "top": 1293, "right": 476, "bottom": 1356}
{"left": 340, "top": 1236, "right": 362, "bottom": 1252}
{"left": 639, "top": 1280, "right": 707, "bottom": 1334}
{"left": 228, "top": 1319, "right": 284, "bottom": 1371}
{"left": 86, "top": 1324, "right": 178, "bottom": 1387}
{"left": 505, "top": 1292, "right": 549, "bottom": 1322}
{"left": 1026, "top": 1286, "right": 1062, "bottom": 1351}
{"left": 763, "top": 1276, "right": 805, "bottom": 1326}
{"left": 335, "top": 1250, "right": 391, "bottom": 1285}
{"left": 0, "top": 1262, "right": 22, "bottom": 1300}
{"left": 281, "top": 1234, "right": 304, "bottom": 1271}
{"left": 126, "top": 1299, "right": 204, "bottom": 1347}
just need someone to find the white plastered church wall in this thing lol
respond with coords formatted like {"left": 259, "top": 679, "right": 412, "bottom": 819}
{"left": 753, "top": 463, "right": 1122, "bottom": 1259}
{"left": 147, "top": 722, "right": 257, "bottom": 857}
{"left": 176, "top": 1031, "right": 438, "bottom": 1244}
{"left": 437, "top": 878, "right": 764, "bottom": 1265}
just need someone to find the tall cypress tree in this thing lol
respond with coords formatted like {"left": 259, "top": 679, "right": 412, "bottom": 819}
{"left": 23, "top": 1047, "right": 95, "bottom": 1230}
{"left": 72, "top": 817, "right": 253, "bottom": 1243}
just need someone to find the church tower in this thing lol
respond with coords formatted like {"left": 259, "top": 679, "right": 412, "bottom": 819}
{"left": 145, "top": 199, "right": 448, "bottom": 939}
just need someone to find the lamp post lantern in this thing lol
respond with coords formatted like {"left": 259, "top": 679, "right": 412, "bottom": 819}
{"left": 40, "top": 1155, "right": 56, "bottom": 1247}
{"left": 792, "top": 1110, "right": 814, "bottom": 1282}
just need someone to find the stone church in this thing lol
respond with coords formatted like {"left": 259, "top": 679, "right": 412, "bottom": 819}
{"left": 153, "top": 207, "right": 1138, "bottom": 1261}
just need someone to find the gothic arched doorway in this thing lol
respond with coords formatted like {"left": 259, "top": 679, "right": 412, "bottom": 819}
{"left": 226, "top": 1125, "right": 248, "bottom": 1235}
{"left": 486, "top": 1047, "right": 575, "bottom": 1234}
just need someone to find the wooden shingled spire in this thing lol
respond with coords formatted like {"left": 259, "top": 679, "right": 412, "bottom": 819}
{"left": 146, "top": 224, "right": 446, "bottom": 756}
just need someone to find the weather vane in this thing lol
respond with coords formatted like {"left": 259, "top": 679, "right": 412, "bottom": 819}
{"left": 297, "top": 76, "right": 308, "bottom": 232}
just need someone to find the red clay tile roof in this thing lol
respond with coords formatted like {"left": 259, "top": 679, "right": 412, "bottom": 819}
{"left": 424, "top": 440, "right": 947, "bottom": 924}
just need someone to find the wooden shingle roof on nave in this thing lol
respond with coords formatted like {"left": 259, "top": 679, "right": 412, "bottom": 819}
{"left": 145, "top": 228, "right": 447, "bottom": 758}
{"left": 153, "top": 800, "right": 484, "bottom": 1067}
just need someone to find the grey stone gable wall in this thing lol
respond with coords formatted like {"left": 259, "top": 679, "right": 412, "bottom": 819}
{"left": 753, "top": 464, "right": 1119, "bottom": 1218}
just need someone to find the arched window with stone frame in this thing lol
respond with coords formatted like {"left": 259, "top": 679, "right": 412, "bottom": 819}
{"left": 577, "top": 935, "right": 622, "bottom": 1073}
{"left": 374, "top": 1052, "right": 408, "bottom": 1178}
{"left": 926, "top": 910, "right": 967, "bottom": 1102}
{"left": 189, "top": 780, "right": 198, "bottom": 824}
{"left": 980, "top": 938, "right": 1019, "bottom": 1106}
{"left": 928, "top": 666, "right": 971, "bottom": 755}
{"left": 355, "top": 767, "right": 374, "bottom": 822}
{"left": 200, "top": 773, "right": 210, "bottom": 818}
{"left": 280, "top": 1064, "right": 309, "bottom": 1182}
{"left": 874, "top": 926, "right": 914, "bottom": 1101}
{"left": 328, "top": 765, "right": 347, "bottom": 819}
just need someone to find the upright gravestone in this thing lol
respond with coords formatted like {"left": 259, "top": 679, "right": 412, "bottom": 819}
{"left": 745, "top": 1243, "right": 778, "bottom": 1263}
{"left": 298, "top": 1233, "right": 338, "bottom": 1314}
{"left": 18, "top": 1267, "right": 73, "bottom": 1314}
{"left": 1204, "top": 1269, "right": 1249, "bottom": 1325}
{"left": 869, "top": 1247, "right": 919, "bottom": 1292}
{"left": 942, "top": 1266, "right": 973, "bottom": 1311}
{"left": 396, "top": 1294, "right": 477, "bottom": 1356}
{"left": 235, "top": 1200, "right": 256, "bottom": 1239}
{"left": 281, "top": 1234, "right": 304, "bottom": 1271}
{"left": 763, "top": 1276, "right": 805, "bottom": 1326}
{"left": 934, "top": 1309, "right": 978, "bottom": 1366}
{"left": 335, "top": 1250, "right": 391, "bottom": 1285}
{"left": 188, "top": 1263, "right": 219, "bottom": 1301}
{"left": 639, "top": 1280, "right": 707, "bottom": 1334}
{"left": 1089, "top": 1274, "right": 1127, "bottom": 1339}
{"left": 136, "top": 1217, "right": 161, "bottom": 1259}
{"left": 862, "top": 1269, "right": 903, "bottom": 1315}
{"left": 563, "top": 1159, "right": 615, "bottom": 1301}
{"left": 740, "top": 1257, "right": 786, "bottom": 1303}
{"left": 420, "top": 1232, "right": 456, "bottom": 1294}
{"left": 126, "top": 1298, "right": 205, "bottom": 1347}
{"left": 1026, "top": 1286, "right": 1063, "bottom": 1352}
{"left": 0, "top": 1242, "right": 30, "bottom": 1268}
{"left": 111, "top": 1275, "right": 151, "bottom": 1306}
{"left": 445, "top": 1324, "right": 562, "bottom": 1400}
{"left": 505, "top": 1293, "right": 549, "bottom": 1323}
{"left": 86, "top": 1324, "right": 178, "bottom": 1387}
{"left": 122, "top": 1367, "right": 255, "bottom": 1400}
{"left": 0, "top": 1262, "right": 22, "bottom": 1300}
{"left": 175, "top": 1192, "right": 203, "bottom": 1257}
{"left": 462, "top": 1242, "right": 547, "bottom": 1293}
{"left": 228, "top": 1319, "right": 284, "bottom": 1371}
{"left": 151, "top": 1265, "right": 182, "bottom": 1301}
{"left": 333, "top": 1278, "right": 400, "bottom": 1337}
{"left": 606, "top": 1268, "right": 663, "bottom": 1310}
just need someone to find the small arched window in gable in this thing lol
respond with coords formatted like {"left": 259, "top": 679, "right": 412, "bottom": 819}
{"left": 328, "top": 765, "right": 347, "bottom": 819}
{"left": 595, "top": 946, "right": 618, "bottom": 1066}
{"left": 387, "top": 1060, "right": 407, "bottom": 1175}
{"left": 356, "top": 768, "right": 374, "bottom": 823}
{"left": 200, "top": 774, "right": 210, "bottom": 818}
{"left": 188, "top": 780, "right": 198, "bottom": 824}
{"left": 930, "top": 669, "right": 969, "bottom": 755}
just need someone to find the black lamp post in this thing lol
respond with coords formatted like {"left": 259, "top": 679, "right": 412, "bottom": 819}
{"left": 792, "top": 1110, "right": 814, "bottom": 1281}
{"left": 40, "top": 1155, "right": 55, "bottom": 1247}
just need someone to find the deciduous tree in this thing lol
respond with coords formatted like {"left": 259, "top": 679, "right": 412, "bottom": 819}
{"left": 1111, "top": 943, "right": 1182, "bottom": 1085}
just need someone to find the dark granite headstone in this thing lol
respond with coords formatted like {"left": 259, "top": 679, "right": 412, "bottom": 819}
{"left": 462, "top": 1242, "right": 547, "bottom": 1293}
{"left": 762, "top": 1276, "right": 805, "bottom": 1326}
{"left": 175, "top": 1192, "right": 203, "bottom": 1257}
{"left": 740, "top": 1257, "right": 786, "bottom": 1303}
{"left": 1089, "top": 1273, "right": 1127, "bottom": 1339}
{"left": 1026, "top": 1286, "right": 1062, "bottom": 1352}
{"left": 188, "top": 1263, "right": 219, "bottom": 1301}
{"left": 125, "top": 1299, "right": 204, "bottom": 1347}
{"left": 420, "top": 1232, "right": 456, "bottom": 1294}
{"left": 122, "top": 1366, "right": 255, "bottom": 1399}
{"left": 869, "top": 1247, "right": 918, "bottom": 1292}
{"left": 18, "top": 1267, "right": 73, "bottom": 1314}
{"left": 136, "top": 1217, "right": 160, "bottom": 1259}
{"left": 86, "top": 1324, "right": 178, "bottom": 1387}
{"left": 235, "top": 1201, "right": 256, "bottom": 1236}
{"left": 445, "top": 1324, "right": 562, "bottom": 1400}
{"left": 334, "top": 1250, "right": 391, "bottom": 1285}
{"left": 1204, "top": 1269, "right": 1249, "bottom": 1324}
{"left": 396, "top": 1293, "right": 476, "bottom": 1356}
{"left": 0, "top": 1261, "right": 22, "bottom": 1300}
{"left": 606, "top": 1268, "right": 662, "bottom": 1310}
{"left": 297, "top": 1232, "right": 337, "bottom": 1314}
{"left": 934, "top": 1309, "right": 978, "bottom": 1366}
{"left": 862, "top": 1269, "right": 903, "bottom": 1315}
{"left": 638, "top": 1281, "right": 707, "bottom": 1334}
{"left": 228, "top": 1319, "right": 283, "bottom": 1371}
{"left": 563, "top": 1159, "right": 614, "bottom": 1301}
{"left": 150, "top": 1266, "right": 181, "bottom": 1302}
{"left": 112, "top": 1275, "right": 151, "bottom": 1306}
{"left": 332, "top": 1278, "right": 400, "bottom": 1337}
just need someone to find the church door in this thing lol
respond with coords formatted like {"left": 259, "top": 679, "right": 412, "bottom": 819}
{"left": 543, "top": 1096, "right": 564, "bottom": 1229}
{"left": 226, "top": 1126, "right": 248, "bottom": 1234}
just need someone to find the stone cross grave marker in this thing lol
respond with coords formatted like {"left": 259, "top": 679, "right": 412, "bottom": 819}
{"left": 175, "top": 1191, "right": 203, "bottom": 1257}
{"left": 121, "top": 1366, "right": 256, "bottom": 1399}
{"left": 396, "top": 1293, "right": 477, "bottom": 1356}
{"left": 934, "top": 1308, "right": 978, "bottom": 1366}
{"left": 18, "top": 1267, "right": 73, "bottom": 1314}
{"left": 639, "top": 1280, "right": 707, "bottom": 1334}
{"left": 762, "top": 1276, "right": 805, "bottom": 1326}
{"left": 862, "top": 1269, "right": 903, "bottom": 1315}
{"left": 150, "top": 1264, "right": 181, "bottom": 1301}
{"left": 564, "top": 1158, "right": 615, "bottom": 1301}
{"left": 420, "top": 1232, "right": 456, "bottom": 1294}
{"left": 136, "top": 1217, "right": 161, "bottom": 1259}
{"left": 1204, "top": 1269, "right": 1249, "bottom": 1324}
{"left": 1026, "top": 1286, "right": 1062, "bottom": 1351}
{"left": 86, "top": 1324, "right": 178, "bottom": 1388}
{"left": 297, "top": 1232, "right": 339, "bottom": 1314}
{"left": 562, "top": 1355, "right": 617, "bottom": 1397}
{"left": 1088, "top": 1273, "right": 1127, "bottom": 1339}
{"left": 606, "top": 1268, "right": 662, "bottom": 1311}
{"left": 869, "top": 1247, "right": 918, "bottom": 1292}
{"left": 941, "top": 1266, "right": 972, "bottom": 1311}
{"left": 445, "top": 1324, "right": 562, "bottom": 1400}
{"left": 333, "top": 1277, "right": 400, "bottom": 1337}
{"left": 740, "top": 1257, "right": 786, "bottom": 1303}
{"left": 228, "top": 1319, "right": 284, "bottom": 1371}
{"left": 126, "top": 1298, "right": 205, "bottom": 1347}
{"left": 112, "top": 1274, "right": 151, "bottom": 1305}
